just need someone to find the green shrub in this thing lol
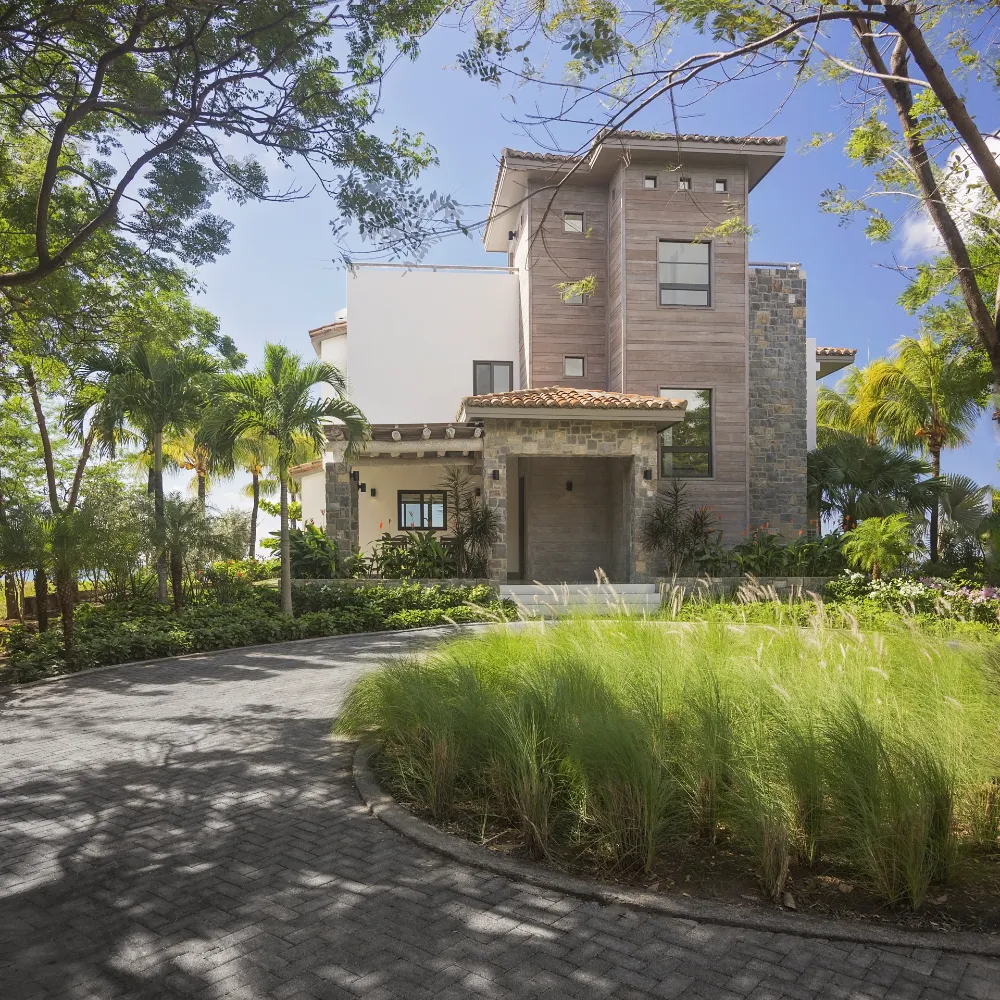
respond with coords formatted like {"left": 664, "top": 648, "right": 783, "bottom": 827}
{"left": 338, "top": 619, "right": 1000, "bottom": 908}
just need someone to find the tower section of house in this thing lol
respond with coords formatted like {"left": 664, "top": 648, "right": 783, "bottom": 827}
{"left": 485, "top": 133, "right": 791, "bottom": 540}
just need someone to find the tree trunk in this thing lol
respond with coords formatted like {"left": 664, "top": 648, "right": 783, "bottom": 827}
{"left": 249, "top": 472, "right": 260, "bottom": 559}
{"left": 872, "top": 562, "right": 881, "bottom": 582}
{"left": 23, "top": 364, "right": 62, "bottom": 514}
{"left": 279, "top": 475, "right": 292, "bottom": 615}
{"left": 930, "top": 448, "right": 941, "bottom": 563}
{"left": 197, "top": 472, "right": 206, "bottom": 512}
{"left": 34, "top": 567, "right": 49, "bottom": 632}
{"left": 56, "top": 571, "right": 76, "bottom": 662}
{"left": 147, "top": 466, "right": 155, "bottom": 495}
{"left": 4, "top": 574, "right": 19, "bottom": 620}
{"left": 170, "top": 550, "right": 184, "bottom": 610}
{"left": 153, "top": 429, "right": 168, "bottom": 603}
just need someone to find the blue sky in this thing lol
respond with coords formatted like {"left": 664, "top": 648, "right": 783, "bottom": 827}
{"left": 188, "top": 23, "right": 997, "bottom": 516}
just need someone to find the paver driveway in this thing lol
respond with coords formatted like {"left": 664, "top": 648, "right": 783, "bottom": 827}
{"left": 1, "top": 629, "right": 998, "bottom": 1000}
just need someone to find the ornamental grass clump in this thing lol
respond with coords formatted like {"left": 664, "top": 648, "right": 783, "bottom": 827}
{"left": 337, "top": 618, "right": 1000, "bottom": 909}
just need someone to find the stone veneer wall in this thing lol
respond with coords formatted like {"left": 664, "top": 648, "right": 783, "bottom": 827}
{"left": 748, "top": 267, "right": 809, "bottom": 536}
{"left": 480, "top": 418, "right": 661, "bottom": 582}
{"left": 324, "top": 459, "right": 359, "bottom": 555}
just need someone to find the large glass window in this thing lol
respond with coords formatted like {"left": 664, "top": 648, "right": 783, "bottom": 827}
{"left": 473, "top": 361, "right": 513, "bottom": 395}
{"left": 398, "top": 491, "right": 447, "bottom": 531}
{"left": 659, "top": 388, "right": 712, "bottom": 478}
{"left": 658, "top": 240, "right": 711, "bottom": 306}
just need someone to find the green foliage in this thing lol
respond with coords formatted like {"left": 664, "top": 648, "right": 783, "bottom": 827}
{"left": 204, "top": 559, "right": 280, "bottom": 604}
{"left": 1, "top": 583, "right": 510, "bottom": 683}
{"left": 842, "top": 515, "right": 918, "bottom": 580}
{"left": 640, "top": 482, "right": 720, "bottom": 575}
{"left": 338, "top": 618, "right": 1000, "bottom": 907}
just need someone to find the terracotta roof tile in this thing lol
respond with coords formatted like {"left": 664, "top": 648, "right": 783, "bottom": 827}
{"left": 463, "top": 387, "right": 686, "bottom": 411}
{"left": 501, "top": 133, "right": 785, "bottom": 165}
{"left": 816, "top": 346, "right": 857, "bottom": 357}
{"left": 309, "top": 319, "right": 347, "bottom": 338}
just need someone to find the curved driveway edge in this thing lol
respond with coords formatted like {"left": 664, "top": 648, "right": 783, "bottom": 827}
{"left": 353, "top": 743, "right": 1000, "bottom": 958}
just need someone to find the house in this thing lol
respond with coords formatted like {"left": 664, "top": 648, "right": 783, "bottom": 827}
{"left": 296, "top": 132, "right": 856, "bottom": 583}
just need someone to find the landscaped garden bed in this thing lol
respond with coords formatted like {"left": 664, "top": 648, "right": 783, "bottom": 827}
{"left": 337, "top": 616, "right": 1000, "bottom": 932}
{"left": 0, "top": 582, "right": 512, "bottom": 685}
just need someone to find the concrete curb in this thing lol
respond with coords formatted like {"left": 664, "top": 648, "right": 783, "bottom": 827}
{"left": 352, "top": 743, "right": 1000, "bottom": 958}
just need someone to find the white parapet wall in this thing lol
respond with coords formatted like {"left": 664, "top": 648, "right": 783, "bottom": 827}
{"left": 345, "top": 264, "right": 520, "bottom": 424}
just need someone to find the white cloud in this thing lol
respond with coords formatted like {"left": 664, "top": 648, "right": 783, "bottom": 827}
{"left": 895, "top": 134, "right": 1000, "bottom": 262}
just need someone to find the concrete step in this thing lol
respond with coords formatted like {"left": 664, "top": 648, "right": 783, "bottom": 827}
{"left": 501, "top": 583, "right": 657, "bottom": 595}
{"left": 500, "top": 583, "right": 662, "bottom": 617}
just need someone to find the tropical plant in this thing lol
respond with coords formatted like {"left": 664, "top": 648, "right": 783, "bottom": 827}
{"left": 206, "top": 343, "right": 368, "bottom": 615}
{"left": 163, "top": 429, "right": 228, "bottom": 511}
{"left": 842, "top": 515, "right": 917, "bottom": 581}
{"left": 855, "top": 333, "right": 990, "bottom": 561}
{"left": 936, "top": 475, "right": 995, "bottom": 572}
{"left": 439, "top": 466, "right": 502, "bottom": 577}
{"left": 157, "top": 494, "right": 211, "bottom": 610}
{"left": 808, "top": 438, "right": 944, "bottom": 532}
{"left": 640, "top": 482, "right": 720, "bottom": 576}
{"left": 231, "top": 431, "right": 277, "bottom": 558}
{"left": 816, "top": 366, "right": 880, "bottom": 447}
{"left": 66, "top": 338, "right": 219, "bottom": 603}
{"left": 282, "top": 524, "right": 341, "bottom": 580}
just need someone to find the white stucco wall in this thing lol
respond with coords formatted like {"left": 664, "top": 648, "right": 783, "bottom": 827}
{"left": 345, "top": 265, "right": 520, "bottom": 424}
{"left": 319, "top": 334, "right": 348, "bottom": 389}
{"left": 806, "top": 337, "right": 818, "bottom": 451}
{"left": 298, "top": 466, "right": 327, "bottom": 527}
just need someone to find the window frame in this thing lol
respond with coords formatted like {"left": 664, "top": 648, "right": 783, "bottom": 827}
{"left": 658, "top": 388, "right": 714, "bottom": 480}
{"left": 714, "top": 178, "right": 728, "bottom": 193}
{"left": 563, "top": 356, "right": 586, "bottom": 378}
{"left": 562, "top": 211, "right": 585, "bottom": 234}
{"left": 657, "top": 238, "right": 712, "bottom": 308}
{"left": 643, "top": 175, "right": 658, "bottom": 190}
{"left": 473, "top": 360, "right": 514, "bottom": 395}
{"left": 678, "top": 176, "right": 692, "bottom": 191}
{"left": 397, "top": 490, "right": 448, "bottom": 532}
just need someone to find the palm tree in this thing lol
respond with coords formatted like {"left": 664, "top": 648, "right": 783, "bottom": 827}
{"left": 159, "top": 493, "right": 210, "bottom": 609}
{"left": 163, "top": 430, "right": 228, "bottom": 511}
{"left": 855, "top": 333, "right": 989, "bottom": 561}
{"left": 67, "top": 339, "right": 219, "bottom": 602}
{"left": 816, "top": 366, "right": 880, "bottom": 447}
{"left": 232, "top": 431, "right": 277, "bottom": 558}
{"left": 842, "top": 514, "right": 917, "bottom": 581}
{"left": 807, "top": 437, "right": 945, "bottom": 532}
{"left": 207, "top": 343, "right": 368, "bottom": 614}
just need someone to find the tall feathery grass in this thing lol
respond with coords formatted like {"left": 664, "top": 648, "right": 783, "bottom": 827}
{"left": 337, "top": 619, "right": 1000, "bottom": 908}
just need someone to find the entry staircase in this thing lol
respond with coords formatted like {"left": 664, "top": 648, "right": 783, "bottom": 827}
{"left": 499, "top": 582, "right": 661, "bottom": 617}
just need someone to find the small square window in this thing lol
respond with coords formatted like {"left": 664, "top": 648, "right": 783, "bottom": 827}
{"left": 678, "top": 177, "right": 692, "bottom": 191}
{"left": 564, "top": 356, "right": 585, "bottom": 378}
{"left": 473, "top": 360, "right": 513, "bottom": 395}
{"left": 714, "top": 178, "right": 728, "bottom": 193}
{"left": 563, "top": 212, "right": 584, "bottom": 233}
{"left": 644, "top": 175, "right": 658, "bottom": 189}
{"left": 398, "top": 490, "right": 447, "bottom": 531}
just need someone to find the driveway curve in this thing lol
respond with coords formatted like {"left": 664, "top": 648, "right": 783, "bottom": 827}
{"left": 1, "top": 629, "right": 998, "bottom": 1000}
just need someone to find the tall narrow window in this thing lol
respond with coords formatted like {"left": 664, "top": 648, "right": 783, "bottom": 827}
{"left": 659, "top": 389, "right": 712, "bottom": 478}
{"left": 658, "top": 240, "right": 711, "bottom": 306}
{"left": 714, "top": 178, "right": 728, "bottom": 193}
{"left": 473, "top": 361, "right": 513, "bottom": 395}
{"left": 398, "top": 491, "right": 447, "bottom": 530}
{"left": 563, "top": 211, "right": 584, "bottom": 233}
{"left": 564, "top": 356, "right": 585, "bottom": 377}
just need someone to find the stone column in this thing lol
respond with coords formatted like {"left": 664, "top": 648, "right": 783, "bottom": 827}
{"left": 748, "top": 267, "right": 809, "bottom": 536}
{"left": 481, "top": 431, "right": 508, "bottom": 583}
{"left": 630, "top": 426, "right": 661, "bottom": 582}
{"left": 325, "top": 458, "right": 358, "bottom": 557}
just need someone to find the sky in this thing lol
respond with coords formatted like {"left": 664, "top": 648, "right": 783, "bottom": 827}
{"left": 180, "top": 19, "right": 998, "bottom": 525}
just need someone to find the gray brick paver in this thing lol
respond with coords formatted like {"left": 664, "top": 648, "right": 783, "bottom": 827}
{"left": 1, "top": 629, "right": 997, "bottom": 1000}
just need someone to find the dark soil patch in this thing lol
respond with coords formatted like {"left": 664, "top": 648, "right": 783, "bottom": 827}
{"left": 379, "top": 769, "right": 1000, "bottom": 934}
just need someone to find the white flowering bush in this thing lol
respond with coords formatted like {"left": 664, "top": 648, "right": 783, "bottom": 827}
{"left": 825, "top": 571, "right": 1000, "bottom": 624}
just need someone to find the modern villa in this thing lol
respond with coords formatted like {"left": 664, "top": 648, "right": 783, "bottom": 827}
{"left": 296, "top": 132, "right": 856, "bottom": 584}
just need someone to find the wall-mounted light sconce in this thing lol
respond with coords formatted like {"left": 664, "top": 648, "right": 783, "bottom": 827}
{"left": 474, "top": 487, "right": 481, "bottom": 498}
{"left": 566, "top": 481, "right": 573, "bottom": 492}
{"left": 491, "top": 469, "right": 500, "bottom": 481}
{"left": 370, "top": 487, "right": 377, "bottom": 498}
{"left": 351, "top": 470, "right": 360, "bottom": 482}
{"left": 359, "top": 483, "right": 367, "bottom": 493}
{"left": 643, "top": 468, "right": 653, "bottom": 481}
